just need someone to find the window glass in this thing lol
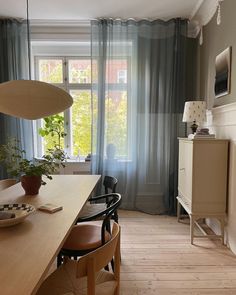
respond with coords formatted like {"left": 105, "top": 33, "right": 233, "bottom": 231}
{"left": 91, "top": 59, "right": 98, "bottom": 83}
{"left": 106, "top": 59, "right": 127, "bottom": 84}
{"left": 38, "top": 59, "right": 63, "bottom": 83}
{"left": 117, "top": 70, "right": 127, "bottom": 83}
{"left": 105, "top": 90, "right": 127, "bottom": 158}
{"left": 68, "top": 60, "right": 91, "bottom": 84}
{"left": 35, "top": 55, "right": 129, "bottom": 160}
{"left": 70, "top": 90, "right": 91, "bottom": 157}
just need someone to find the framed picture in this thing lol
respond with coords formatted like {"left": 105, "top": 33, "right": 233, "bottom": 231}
{"left": 214, "top": 47, "right": 232, "bottom": 99}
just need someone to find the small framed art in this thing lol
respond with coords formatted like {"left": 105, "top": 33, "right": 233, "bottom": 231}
{"left": 215, "top": 46, "right": 232, "bottom": 99}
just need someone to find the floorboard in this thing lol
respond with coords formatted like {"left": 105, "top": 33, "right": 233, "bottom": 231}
{"left": 119, "top": 210, "right": 236, "bottom": 295}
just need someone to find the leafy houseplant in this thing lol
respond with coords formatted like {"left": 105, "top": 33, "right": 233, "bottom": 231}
{"left": 0, "top": 139, "right": 66, "bottom": 195}
{"left": 39, "top": 114, "right": 67, "bottom": 150}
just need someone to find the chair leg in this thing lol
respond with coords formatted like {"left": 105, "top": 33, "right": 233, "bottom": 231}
{"left": 105, "top": 265, "right": 109, "bottom": 271}
{"left": 111, "top": 258, "right": 115, "bottom": 272}
{"left": 113, "top": 210, "right": 119, "bottom": 223}
{"left": 57, "top": 253, "right": 63, "bottom": 268}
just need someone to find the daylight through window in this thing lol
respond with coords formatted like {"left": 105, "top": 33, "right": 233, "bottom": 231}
{"left": 35, "top": 56, "right": 128, "bottom": 160}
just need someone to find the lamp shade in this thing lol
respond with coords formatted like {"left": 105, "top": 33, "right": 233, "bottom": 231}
{"left": 182, "top": 101, "right": 206, "bottom": 123}
{"left": 0, "top": 80, "right": 73, "bottom": 120}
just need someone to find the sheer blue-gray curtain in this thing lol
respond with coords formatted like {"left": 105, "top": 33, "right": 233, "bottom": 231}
{"left": 0, "top": 19, "right": 34, "bottom": 179}
{"left": 91, "top": 19, "right": 187, "bottom": 214}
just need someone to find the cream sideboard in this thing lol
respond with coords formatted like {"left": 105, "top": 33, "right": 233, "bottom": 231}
{"left": 58, "top": 161, "right": 91, "bottom": 175}
{"left": 177, "top": 138, "right": 228, "bottom": 244}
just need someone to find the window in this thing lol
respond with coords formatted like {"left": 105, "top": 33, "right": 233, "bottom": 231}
{"left": 35, "top": 57, "right": 92, "bottom": 159}
{"left": 105, "top": 59, "right": 128, "bottom": 159}
{"left": 117, "top": 69, "right": 127, "bottom": 84}
{"left": 35, "top": 55, "right": 129, "bottom": 161}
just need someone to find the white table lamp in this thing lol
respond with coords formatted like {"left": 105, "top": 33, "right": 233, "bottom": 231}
{"left": 182, "top": 101, "right": 206, "bottom": 134}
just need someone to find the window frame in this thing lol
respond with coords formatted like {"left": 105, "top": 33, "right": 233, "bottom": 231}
{"left": 34, "top": 54, "right": 131, "bottom": 161}
{"left": 117, "top": 69, "right": 127, "bottom": 84}
{"left": 34, "top": 55, "right": 92, "bottom": 159}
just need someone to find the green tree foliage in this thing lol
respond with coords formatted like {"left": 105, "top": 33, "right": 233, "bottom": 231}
{"left": 105, "top": 92, "right": 127, "bottom": 157}
{"left": 37, "top": 59, "right": 128, "bottom": 159}
{"left": 39, "top": 114, "right": 66, "bottom": 151}
{"left": 71, "top": 91, "right": 91, "bottom": 156}
{"left": 70, "top": 67, "right": 91, "bottom": 83}
{"left": 92, "top": 92, "right": 128, "bottom": 159}
{"left": 39, "top": 60, "right": 63, "bottom": 83}
{"left": 71, "top": 90, "right": 128, "bottom": 158}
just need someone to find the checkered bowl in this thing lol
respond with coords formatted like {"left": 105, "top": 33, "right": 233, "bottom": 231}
{"left": 0, "top": 203, "right": 36, "bottom": 227}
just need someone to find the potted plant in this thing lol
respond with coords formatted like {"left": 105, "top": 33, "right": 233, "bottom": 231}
{"left": 0, "top": 139, "right": 66, "bottom": 195}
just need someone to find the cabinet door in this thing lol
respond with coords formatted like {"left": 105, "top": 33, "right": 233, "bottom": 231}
{"left": 192, "top": 141, "right": 228, "bottom": 213}
{"left": 178, "top": 141, "right": 193, "bottom": 205}
{"left": 61, "top": 162, "right": 91, "bottom": 175}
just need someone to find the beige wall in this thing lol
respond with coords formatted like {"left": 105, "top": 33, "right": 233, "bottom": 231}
{"left": 200, "top": 0, "right": 236, "bottom": 108}
{"left": 200, "top": 0, "right": 236, "bottom": 253}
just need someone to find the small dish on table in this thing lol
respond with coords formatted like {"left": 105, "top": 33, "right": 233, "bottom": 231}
{"left": 0, "top": 203, "right": 35, "bottom": 227}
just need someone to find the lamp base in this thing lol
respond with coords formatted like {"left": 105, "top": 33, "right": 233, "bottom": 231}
{"left": 190, "top": 121, "right": 198, "bottom": 134}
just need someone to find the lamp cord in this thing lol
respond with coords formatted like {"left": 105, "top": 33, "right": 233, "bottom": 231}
{"left": 26, "top": 0, "right": 31, "bottom": 80}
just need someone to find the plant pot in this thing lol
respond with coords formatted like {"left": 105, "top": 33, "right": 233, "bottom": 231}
{"left": 21, "top": 175, "right": 42, "bottom": 195}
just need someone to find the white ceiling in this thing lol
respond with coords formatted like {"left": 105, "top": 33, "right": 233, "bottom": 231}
{"left": 0, "top": 0, "right": 203, "bottom": 21}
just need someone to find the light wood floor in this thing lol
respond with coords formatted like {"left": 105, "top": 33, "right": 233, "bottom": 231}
{"left": 119, "top": 210, "right": 236, "bottom": 295}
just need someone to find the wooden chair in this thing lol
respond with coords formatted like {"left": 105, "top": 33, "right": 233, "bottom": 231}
{"left": 57, "top": 193, "right": 122, "bottom": 267}
{"left": 0, "top": 179, "right": 17, "bottom": 191}
{"left": 78, "top": 176, "right": 119, "bottom": 223}
{"left": 37, "top": 223, "right": 120, "bottom": 295}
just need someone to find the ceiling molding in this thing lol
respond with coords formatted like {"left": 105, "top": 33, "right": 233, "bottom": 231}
{"left": 30, "top": 20, "right": 91, "bottom": 42}
{"left": 188, "top": 21, "right": 200, "bottom": 38}
{"left": 189, "top": 0, "right": 223, "bottom": 38}
{"left": 193, "top": 0, "right": 220, "bottom": 26}
{"left": 30, "top": 19, "right": 90, "bottom": 27}
{"left": 189, "top": 0, "right": 204, "bottom": 20}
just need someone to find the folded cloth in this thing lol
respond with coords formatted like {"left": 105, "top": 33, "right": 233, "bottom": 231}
{"left": 0, "top": 211, "right": 15, "bottom": 220}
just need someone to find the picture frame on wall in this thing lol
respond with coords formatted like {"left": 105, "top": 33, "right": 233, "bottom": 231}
{"left": 214, "top": 47, "right": 232, "bottom": 106}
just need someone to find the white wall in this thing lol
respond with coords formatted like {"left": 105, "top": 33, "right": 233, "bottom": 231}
{"left": 206, "top": 104, "right": 236, "bottom": 252}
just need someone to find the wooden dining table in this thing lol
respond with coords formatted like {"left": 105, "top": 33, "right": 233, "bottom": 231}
{"left": 0, "top": 174, "right": 100, "bottom": 295}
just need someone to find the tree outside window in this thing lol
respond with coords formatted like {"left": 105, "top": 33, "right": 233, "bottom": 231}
{"left": 35, "top": 56, "right": 128, "bottom": 160}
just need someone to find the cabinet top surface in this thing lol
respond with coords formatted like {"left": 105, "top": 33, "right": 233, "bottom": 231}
{"left": 178, "top": 137, "right": 229, "bottom": 143}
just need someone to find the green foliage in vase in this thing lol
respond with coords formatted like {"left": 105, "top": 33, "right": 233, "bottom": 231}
{"left": 0, "top": 139, "right": 66, "bottom": 185}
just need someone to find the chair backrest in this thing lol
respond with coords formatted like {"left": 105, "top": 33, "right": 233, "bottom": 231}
{"left": 79, "top": 193, "right": 121, "bottom": 221}
{"left": 78, "top": 193, "right": 121, "bottom": 245}
{"left": 76, "top": 222, "right": 120, "bottom": 295}
{"left": 0, "top": 179, "right": 16, "bottom": 192}
{"left": 103, "top": 176, "right": 118, "bottom": 194}
{"left": 101, "top": 193, "right": 121, "bottom": 243}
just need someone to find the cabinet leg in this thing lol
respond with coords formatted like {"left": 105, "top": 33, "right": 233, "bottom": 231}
{"left": 190, "top": 215, "right": 194, "bottom": 245}
{"left": 177, "top": 200, "right": 181, "bottom": 222}
{"left": 220, "top": 217, "right": 225, "bottom": 245}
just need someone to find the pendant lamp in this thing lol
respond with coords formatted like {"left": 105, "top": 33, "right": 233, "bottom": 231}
{"left": 0, "top": 0, "right": 73, "bottom": 120}
{"left": 0, "top": 80, "right": 73, "bottom": 120}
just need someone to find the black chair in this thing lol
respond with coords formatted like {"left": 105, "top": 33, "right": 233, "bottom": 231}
{"left": 78, "top": 175, "right": 119, "bottom": 223}
{"left": 57, "top": 193, "right": 121, "bottom": 267}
